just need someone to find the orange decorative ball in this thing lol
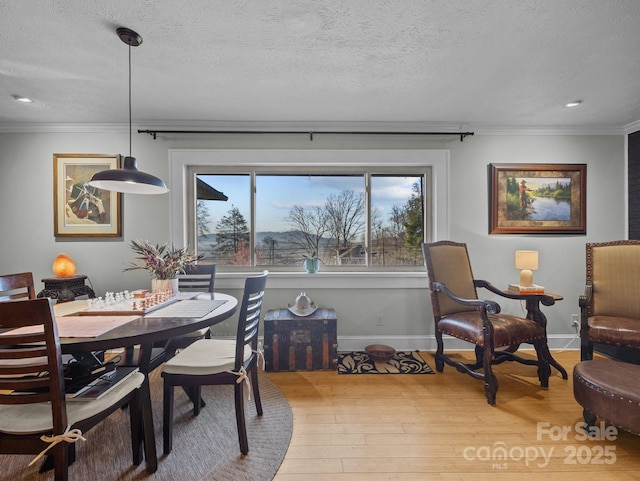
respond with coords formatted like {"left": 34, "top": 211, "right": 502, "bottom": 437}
{"left": 52, "top": 254, "right": 76, "bottom": 277}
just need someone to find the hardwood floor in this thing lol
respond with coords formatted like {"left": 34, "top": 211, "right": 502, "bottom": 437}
{"left": 267, "top": 350, "right": 640, "bottom": 480}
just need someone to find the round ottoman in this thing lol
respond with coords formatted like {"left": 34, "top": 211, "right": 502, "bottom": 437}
{"left": 573, "top": 360, "right": 640, "bottom": 435}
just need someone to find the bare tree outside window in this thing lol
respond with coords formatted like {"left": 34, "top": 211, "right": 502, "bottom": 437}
{"left": 285, "top": 205, "right": 329, "bottom": 259}
{"left": 324, "top": 190, "right": 365, "bottom": 264}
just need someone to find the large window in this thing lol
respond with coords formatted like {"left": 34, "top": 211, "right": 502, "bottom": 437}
{"left": 192, "top": 169, "right": 428, "bottom": 270}
{"left": 171, "top": 149, "right": 449, "bottom": 273}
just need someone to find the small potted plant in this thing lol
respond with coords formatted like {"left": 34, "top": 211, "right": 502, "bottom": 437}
{"left": 125, "top": 240, "right": 203, "bottom": 294}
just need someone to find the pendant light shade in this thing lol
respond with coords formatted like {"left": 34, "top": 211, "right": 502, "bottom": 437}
{"left": 89, "top": 156, "right": 168, "bottom": 194}
{"left": 89, "top": 27, "right": 168, "bottom": 195}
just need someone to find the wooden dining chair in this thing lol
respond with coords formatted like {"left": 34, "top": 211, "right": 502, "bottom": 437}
{"left": 178, "top": 264, "right": 217, "bottom": 296}
{"left": 122, "top": 264, "right": 218, "bottom": 371}
{"left": 164, "top": 264, "right": 218, "bottom": 355}
{"left": 0, "top": 298, "right": 145, "bottom": 481}
{"left": 161, "top": 270, "right": 268, "bottom": 455}
{"left": 0, "top": 272, "right": 36, "bottom": 301}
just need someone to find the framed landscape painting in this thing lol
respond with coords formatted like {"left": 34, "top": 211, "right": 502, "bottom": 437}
{"left": 53, "top": 154, "right": 122, "bottom": 237}
{"left": 489, "top": 163, "right": 586, "bottom": 235}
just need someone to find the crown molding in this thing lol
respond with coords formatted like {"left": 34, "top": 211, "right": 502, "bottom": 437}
{"left": 624, "top": 119, "right": 640, "bottom": 135}
{"left": 0, "top": 123, "right": 130, "bottom": 133}
{"left": 0, "top": 120, "right": 630, "bottom": 136}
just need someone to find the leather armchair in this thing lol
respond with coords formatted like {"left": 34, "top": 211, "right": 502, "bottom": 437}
{"left": 579, "top": 240, "right": 640, "bottom": 361}
{"left": 422, "top": 241, "right": 561, "bottom": 405}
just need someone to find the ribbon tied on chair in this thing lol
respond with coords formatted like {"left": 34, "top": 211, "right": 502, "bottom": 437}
{"left": 29, "top": 425, "right": 87, "bottom": 467}
{"left": 227, "top": 366, "right": 252, "bottom": 400}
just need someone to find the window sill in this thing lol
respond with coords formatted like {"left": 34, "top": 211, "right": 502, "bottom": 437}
{"left": 215, "top": 271, "right": 429, "bottom": 289}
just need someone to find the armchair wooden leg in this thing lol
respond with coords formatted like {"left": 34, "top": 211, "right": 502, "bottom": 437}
{"left": 581, "top": 340, "right": 594, "bottom": 361}
{"left": 533, "top": 340, "right": 551, "bottom": 388}
{"left": 434, "top": 331, "right": 445, "bottom": 372}
{"left": 582, "top": 408, "right": 597, "bottom": 429}
{"left": 483, "top": 347, "right": 497, "bottom": 406}
{"left": 474, "top": 345, "right": 484, "bottom": 364}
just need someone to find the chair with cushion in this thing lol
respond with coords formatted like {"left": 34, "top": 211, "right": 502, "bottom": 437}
{"left": 0, "top": 298, "right": 145, "bottom": 481}
{"left": 122, "top": 263, "right": 217, "bottom": 368}
{"left": 161, "top": 270, "right": 268, "bottom": 455}
{"left": 163, "top": 263, "right": 218, "bottom": 356}
{"left": 422, "top": 241, "right": 555, "bottom": 405}
{"left": 574, "top": 240, "right": 640, "bottom": 433}
{"left": 178, "top": 263, "right": 217, "bottom": 296}
{"left": 0, "top": 272, "right": 36, "bottom": 301}
{"left": 579, "top": 240, "right": 640, "bottom": 362}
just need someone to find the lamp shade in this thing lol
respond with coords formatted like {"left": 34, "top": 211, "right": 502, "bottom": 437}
{"left": 52, "top": 253, "right": 76, "bottom": 277}
{"left": 514, "top": 250, "right": 538, "bottom": 270}
{"left": 88, "top": 156, "right": 168, "bottom": 194}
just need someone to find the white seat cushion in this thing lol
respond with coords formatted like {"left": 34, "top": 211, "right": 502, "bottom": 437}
{"left": 161, "top": 339, "right": 251, "bottom": 376}
{"left": 0, "top": 372, "right": 144, "bottom": 435}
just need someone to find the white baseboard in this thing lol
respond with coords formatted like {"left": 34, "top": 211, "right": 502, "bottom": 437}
{"left": 335, "top": 334, "right": 581, "bottom": 352}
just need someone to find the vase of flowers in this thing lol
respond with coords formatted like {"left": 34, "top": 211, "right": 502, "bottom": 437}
{"left": 125, "top": 240, "right": 202, "bottom": 294}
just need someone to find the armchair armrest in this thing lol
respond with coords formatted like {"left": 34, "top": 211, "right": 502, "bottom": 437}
{"left": 579, "top": 284, "right": 592, "bottom": 329}
{"left": 432, "top": 281, "right": 500, "bottom": 314}
{"left": 476, "top": 279, "right": 557, "bottom": 306}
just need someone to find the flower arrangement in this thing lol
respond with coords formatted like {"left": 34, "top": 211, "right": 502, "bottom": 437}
{"left": 125, "top": 240, "right": 203, "bottom": 280}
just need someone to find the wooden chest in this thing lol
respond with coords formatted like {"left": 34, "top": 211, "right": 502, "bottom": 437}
{"left": 263, "top": 308, "right": 337, "bottom": 371}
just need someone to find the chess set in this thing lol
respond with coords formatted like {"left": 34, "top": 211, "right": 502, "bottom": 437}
{"left": 78, "top": 289, "right": 183, "bottom": 315}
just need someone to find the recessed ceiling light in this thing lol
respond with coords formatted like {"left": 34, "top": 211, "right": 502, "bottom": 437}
{"left": 12, "top": 95, "right": 33, "bottom": 103}
{"left": 565, "top": 100, "right": 582, "bottom": 108}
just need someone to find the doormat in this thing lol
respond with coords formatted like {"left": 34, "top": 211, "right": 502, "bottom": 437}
{"left": 338, "top": 350, "right": 434, "bottom": 374}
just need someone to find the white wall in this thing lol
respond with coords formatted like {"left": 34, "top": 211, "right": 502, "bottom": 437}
{"left": 0, "top": 131, "right": 625, "bottom": 349}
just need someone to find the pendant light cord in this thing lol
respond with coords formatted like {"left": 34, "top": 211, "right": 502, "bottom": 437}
{"left": 128, "top": 41, "right": 132, "bottom": 157}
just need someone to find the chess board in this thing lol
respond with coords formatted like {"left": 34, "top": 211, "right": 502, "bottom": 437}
{"left": 77, "top": 291, "right": 200, "bottom": 316}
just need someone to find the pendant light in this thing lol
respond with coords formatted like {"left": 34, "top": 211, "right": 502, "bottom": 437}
{"left": 89, "top": 27, "right": 168, "bottom": 194}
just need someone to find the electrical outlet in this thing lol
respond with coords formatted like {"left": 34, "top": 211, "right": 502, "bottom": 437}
{"left": 571, "top": 314, "right": 580, "bottom": 334}
{"left": 375, "top": 315, "right": 383, "bottom": 326}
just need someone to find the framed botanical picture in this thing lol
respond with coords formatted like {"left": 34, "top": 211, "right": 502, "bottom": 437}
{"left": 53, "top": 154, "right": 122, "bottom": 237}
{"left": 489, "top": 163, "right": 586, "bottom": 235}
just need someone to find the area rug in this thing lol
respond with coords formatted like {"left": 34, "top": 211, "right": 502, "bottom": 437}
{"left": 338, "top": 350, "right": 434, "bottom": 374}
{"left": 0, "top": 372, "right": 292, "bottom": 481}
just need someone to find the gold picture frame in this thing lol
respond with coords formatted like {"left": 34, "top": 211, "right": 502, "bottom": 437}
{"left": 53, "top": 154, "right": 122, "bottom": 237}
{"left": 489, "top": 163, "right": 586, "bottom": 235}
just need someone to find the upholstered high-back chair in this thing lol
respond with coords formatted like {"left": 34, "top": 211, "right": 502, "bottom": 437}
{"left": 422, "top": 241, "right": 556, "bottom": 405}
{"left": 580, "top": 240, "right": 640, "bottom": 361}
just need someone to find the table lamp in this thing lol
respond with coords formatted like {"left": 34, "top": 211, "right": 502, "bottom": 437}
{"left": 515, "top": 250, "right": 538, "bottom": 287}
{"left": 52, "top": 253, "right": 76, "bottom": 277}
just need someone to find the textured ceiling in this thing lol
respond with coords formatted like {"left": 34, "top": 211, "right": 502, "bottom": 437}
{"left": 1, "top": 0, "right": 640, "bottom": 132}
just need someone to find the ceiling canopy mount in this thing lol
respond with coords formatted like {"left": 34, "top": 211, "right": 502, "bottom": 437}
{"left": 117, "top": 27, "right": 142, "bottom": 47}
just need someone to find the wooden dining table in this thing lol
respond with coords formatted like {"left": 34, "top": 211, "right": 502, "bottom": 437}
{"left": 52, "top": 292, "right": 238, "bottom": 474}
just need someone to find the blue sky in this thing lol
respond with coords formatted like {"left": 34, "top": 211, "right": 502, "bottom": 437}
{"left": 199, "top": 174, "right": 420, "bottom": 233}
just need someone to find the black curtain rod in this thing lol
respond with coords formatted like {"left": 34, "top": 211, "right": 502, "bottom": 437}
{"left": 138, "top": 129, "right": 474, "bottom": 142}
